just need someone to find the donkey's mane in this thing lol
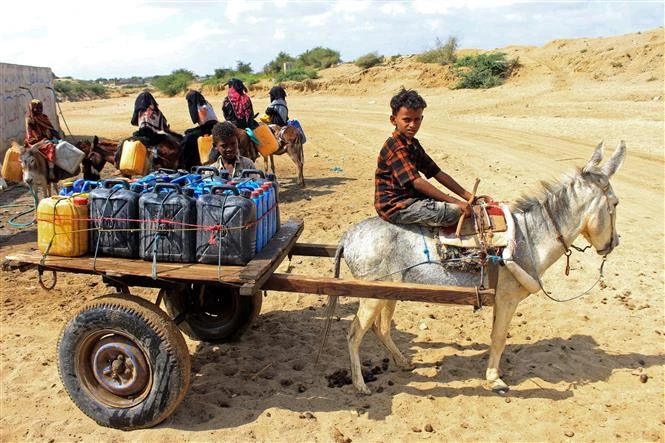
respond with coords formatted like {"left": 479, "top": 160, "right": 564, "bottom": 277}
{"left": 512, "top": 167, "right": 606, "bottom": 215}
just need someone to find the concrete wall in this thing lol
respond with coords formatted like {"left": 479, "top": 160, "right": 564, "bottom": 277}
{"left": 1, "top": 63, "right": 61, "bottom": 155}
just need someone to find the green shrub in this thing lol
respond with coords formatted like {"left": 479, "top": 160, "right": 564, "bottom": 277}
{"left": 275, "top": 68, "right": 318, "bottom": 82}
{"left": 453, "top": 52, "right": 520, "bottom": 89}
{"left": 152, "top": 69, "right": 195, "bottom": 96}
{"left": 417, "top": 36, "right": 458, "bottom": 65}
{"left": 355, "top": 52, "right": 383, "bottom": 69}
{"left": 54, "top": 79, "right": 107, "bottom": 101}
{"left": 298, "top": 47, "right": 341, "bottom": 69}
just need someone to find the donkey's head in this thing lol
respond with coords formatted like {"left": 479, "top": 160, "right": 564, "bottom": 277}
{"left": 19, "top": 144, "right": 47, "bottom": 188}
{"left": 579, "top": 141, "right": 626, "bottom": 256}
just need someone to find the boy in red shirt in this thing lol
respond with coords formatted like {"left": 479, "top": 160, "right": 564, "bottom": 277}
{"left": 375, "top": 88, "right": 487, "bottom": 226}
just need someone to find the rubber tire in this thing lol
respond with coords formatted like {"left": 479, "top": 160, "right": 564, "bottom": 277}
{"left": 57, "top": 293, "right": 191, "bottom": 430}
{"left": 161, "top": 284, "right": 262, "bottom": 343}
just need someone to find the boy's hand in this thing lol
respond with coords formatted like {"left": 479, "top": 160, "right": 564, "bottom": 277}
{"left": 474, "top": 195, "right": 495, "bottom": 204}
{"left": 459, "top": 201, "right": 473, "bottom": 217}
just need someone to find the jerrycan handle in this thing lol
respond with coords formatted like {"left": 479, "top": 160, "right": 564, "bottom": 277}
{"left": 154, "top": 183, "right": 183, "bottom": 193}
{"left": 80, "top": 180, "right": 98, "bottom": 192}
{"left": 157, "top": 168, "right": 178, "bottom": 174}
{"left": 192, "top": 165, "right": 220, "bottom": 175}
{"left": 240, "top": 169, "right": 266, "bottom": 178}
{"left": 210, "top": 184, "right": 240, "bottom": 195}
{"left": 101, "top": 179, "right": 130, "bottom": 189}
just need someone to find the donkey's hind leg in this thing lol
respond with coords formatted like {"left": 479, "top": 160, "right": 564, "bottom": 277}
{"left": 286, "top": 143, "right": 305, "bottom": 187}
{"left": 371, "top": 300, "right": 414, "bottom": 370}
{"left": 348, "top": 299, "right": 384, "bottom": 394}
{"left": 262, "top": 155, "right": 270, "bottom": 173}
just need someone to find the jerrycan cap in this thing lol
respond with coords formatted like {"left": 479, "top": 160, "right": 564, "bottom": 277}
{"left": 73, "top": 195, "right": 89, "bottom": 205}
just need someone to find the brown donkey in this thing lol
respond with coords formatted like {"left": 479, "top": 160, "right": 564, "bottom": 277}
{"left": 265, "top": 125, "right": 305, "bottom": 187}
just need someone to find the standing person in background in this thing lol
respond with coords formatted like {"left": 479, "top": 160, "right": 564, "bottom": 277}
{"left": 180, "top": 90, "right": 218, "bottom": 170}
{"left": 265, "top": 85, "right": 289, "bottom": 126}
{"left": 222, "top": 78, "right": 258, "bottom": 130}
{"left": 25, "top": 99, "right": 61, "bottom": 180}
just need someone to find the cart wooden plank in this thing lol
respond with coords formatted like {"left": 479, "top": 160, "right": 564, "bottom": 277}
{"left": 263, "top": 273, "right": 495, "bottom": 306}
{"left": 3, "top": 218, "right": 304, "bottom": 294}
{"left": 238, "top": 218, "right": 304, "bottom": 295}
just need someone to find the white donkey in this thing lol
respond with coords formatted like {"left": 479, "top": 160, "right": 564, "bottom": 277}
{"left": 328, "top": 141, "right": 625, "bottom": 394}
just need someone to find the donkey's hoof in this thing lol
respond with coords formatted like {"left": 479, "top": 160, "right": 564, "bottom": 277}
{"left": 491, "top": 379, "right": 510, "bottom": 395}
{"left": 394, "top": 358, "right": 415, "bottom": 370}
{"left": 354, "top": 384, "right": 372, "bottom": 395}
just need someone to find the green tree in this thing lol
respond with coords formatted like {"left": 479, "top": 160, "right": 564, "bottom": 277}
{"left": 263, "top": 51, "right": 296, "bottom": 75}
{"left": 214, "top": 68, "right": 233, "bottom": 79}
{"left": 152, "top": 69, "right": 195, "bottom": 96}
{"left": 236, "top": 61, "right": 253, "bottom": 74}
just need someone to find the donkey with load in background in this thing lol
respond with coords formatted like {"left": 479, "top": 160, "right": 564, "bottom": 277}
{"left": 266, "top": 124, "right": 305, "bottom": 187}
{"left": 324, "top": 141, "right": 625, "bottom": 395}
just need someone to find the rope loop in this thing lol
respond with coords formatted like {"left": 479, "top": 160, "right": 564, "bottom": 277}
{"left": 38, "top": 267, "right": 57, "bottom": 290}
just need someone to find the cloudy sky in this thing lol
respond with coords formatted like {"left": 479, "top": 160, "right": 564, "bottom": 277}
{"left": 1, "top": 0, "right": 662, "bottom": 80}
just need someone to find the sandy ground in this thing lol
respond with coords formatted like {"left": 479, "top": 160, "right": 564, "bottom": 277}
{"left": 1, "top": 29, "right": 664, "bottom": 442}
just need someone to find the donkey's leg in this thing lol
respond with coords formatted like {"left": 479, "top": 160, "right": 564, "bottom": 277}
{"left": 348, "top": 299, "right": 383, "bottom": 394}
{"left": 270, "top": 155, "right": 276, "bottom": 174}
{"left": 286, "top": 144, "right": 305, "bottom": 187}
{"left": 371, "top": 300, "right": 413, "bottom": 369}
{"left": 486, "top": 291, "right": 521, "bottom": 392}
{"left": 262, "top": 155, "right": 270, "bottom": 173}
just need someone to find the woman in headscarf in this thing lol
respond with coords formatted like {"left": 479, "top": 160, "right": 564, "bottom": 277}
{"left": 265, "top": 85, "right": 289, "bottom": 126}
{"left": 221, "top": 78, "right": 257, "bottom": 130}
{"left": 115, "top": 90, "right": 183, "bottom": 167}
{"left": 179, "top": 90, "right": 219, "bottom": 170}
{"left": 25, "top": 99, "right": 61, "bottom": 179}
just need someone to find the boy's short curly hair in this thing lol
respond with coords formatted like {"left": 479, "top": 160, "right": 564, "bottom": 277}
{"left": 390, "top": 88, "right": 427, "bottom": 115}
{"left": 211, "top": 121, "right": 238, "bottom": 143}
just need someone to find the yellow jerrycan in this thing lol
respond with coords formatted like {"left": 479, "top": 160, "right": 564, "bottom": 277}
{"left": 37, "top": 195, "right": 89, "bottom": 257}
{"left": 2, "top": 144, "right": 23, "bottom": 182}
{"left": 197, "top": 135, "right": 213, "bottom": 164}
{"left": 252, "top": 123, "right": 279, "bottom": 157}
{"left": 119, "top": 140, "right": 147, "bottom": 176}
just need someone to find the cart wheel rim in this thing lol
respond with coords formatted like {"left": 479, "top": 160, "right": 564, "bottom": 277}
{"left": 78, "top": 331, "right": 152, "bottom": 408}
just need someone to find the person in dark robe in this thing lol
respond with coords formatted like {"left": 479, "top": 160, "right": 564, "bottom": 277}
{"left": 265, "top": 85, "right": 289, "bottom": 126}
{"left": 180, "top": 90, "right": 219, "bottom": 170}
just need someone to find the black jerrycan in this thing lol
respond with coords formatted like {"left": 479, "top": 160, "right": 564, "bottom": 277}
{"left": 89, "top": 179, "right": 140, "bottom": 258}
{"left": 196, "top": 184, "right": 257, "bottom": 265}
{"left": 139, "top": 183, "right": 197, "bottom": 263}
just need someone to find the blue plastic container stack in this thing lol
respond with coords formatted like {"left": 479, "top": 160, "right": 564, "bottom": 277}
{"left": 230, "top": 169, "right": 280, "bottom": 252}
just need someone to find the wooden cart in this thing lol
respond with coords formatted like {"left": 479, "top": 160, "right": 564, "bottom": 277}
{"left": 3, "top": 218, "right": 494, "bottom": 430}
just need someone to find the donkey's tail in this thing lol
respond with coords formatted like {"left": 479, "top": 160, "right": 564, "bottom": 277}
{"left": 315, "top": 241, "right": 344, "bottom": 366}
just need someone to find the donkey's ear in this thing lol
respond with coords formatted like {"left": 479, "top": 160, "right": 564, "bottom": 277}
{"left": 601, "top": 140, "right": 626, "bottom": 178}
{"left": 583, "top": 141, "right": 604, "bottom": 173}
